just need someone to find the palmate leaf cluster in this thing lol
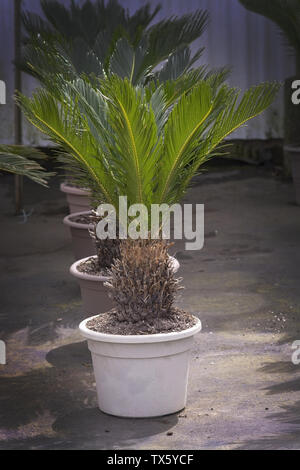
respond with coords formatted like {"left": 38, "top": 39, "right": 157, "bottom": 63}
{"left": 17, "top": 73, "right": 280, "bottom": 220}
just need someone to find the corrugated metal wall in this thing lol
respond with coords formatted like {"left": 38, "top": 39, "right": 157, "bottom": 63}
{"left": 0, "top": 0, "right": 295, "bottom": 144}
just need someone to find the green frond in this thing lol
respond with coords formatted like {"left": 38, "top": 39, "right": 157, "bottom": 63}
{"left": 108, "top": 37, "right": 149, "bottom": 84}
{"left": 155, "top": 46, "right": 204, "bottom": 83}
{"left": 16, "top": 89, "right": 116, "bottom": 206}
{"left": 101, "top": 76, "right": 161, "bottom": 207}
{"left": 163, "top": 82, "right": 281, "bottom": 203}
{"left": 0, "top": 146, "right": 54, "bottom": 186}
{"left": 17, "top": 73, "right": 280, "bottom": 224}
{"left": 142, "top": 9, "right": 209, "bottom": 72}
{"left": 157, "top": 81, "right": 214, "bottom": 203}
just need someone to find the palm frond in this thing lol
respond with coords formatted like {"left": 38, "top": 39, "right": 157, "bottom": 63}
{"left": 108, "top": 37, "right": 150, "bottom": 84}
{"left": 156, "top": 46, "right": 204, "bottom": 83}
{"left": 0, "top": 146, "right": 54, "bottom": 186}
{"left": 17, "top": 74, "right": 280, "bottom": 224}
{"left": 156, "top": 81, "right": 214, "bottom": 203}
{"left": 101, "top": 76, "right": 161, "bottom": 207}
{"left": 159, "top": 82, "right": 281, "bottom": 204}
{"left": 16, "top": 89, "right": 116, "bottom": 206}
{"left": 141, "top": 9, "right": 209, "bottom": 72}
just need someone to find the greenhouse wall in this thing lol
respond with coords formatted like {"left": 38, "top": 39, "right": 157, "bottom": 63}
{"left": 0, "top": 0, "right": 295, "bottom": 144}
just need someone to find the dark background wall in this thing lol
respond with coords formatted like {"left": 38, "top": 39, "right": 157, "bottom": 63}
{"left": 0, "top": 0, "right": 295, "bottom": 144}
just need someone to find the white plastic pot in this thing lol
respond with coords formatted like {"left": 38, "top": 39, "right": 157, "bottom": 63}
{"left": 284, "top": 145, "right": 300, "bottom": 205}
{"left": 60, "top": 182, "right": 91, "bottom": 214}
{"left": 70, "top": 255, "right": 180, "bottom": 315}
{"left": 63, "top": 211, "right": 96, "bottom": 260}
{"left": 79, "top": 315, "right": 202, "bottom": 418}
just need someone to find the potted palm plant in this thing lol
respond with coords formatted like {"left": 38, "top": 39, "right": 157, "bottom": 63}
{"left": 18, "top": 74, "right": 279, "bottom": 418}
{"left": 239, "top": 0, "right": 300, "bottom": 203}
{"left": 80, "top": 238, "right": 201, "bottom": 418}
{"left": 15, "top": 65, "right": 234, "bottom": 314}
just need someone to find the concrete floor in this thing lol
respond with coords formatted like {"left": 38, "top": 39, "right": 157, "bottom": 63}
{"left": 0, "top": 165, "right": 300, "bottom": 450}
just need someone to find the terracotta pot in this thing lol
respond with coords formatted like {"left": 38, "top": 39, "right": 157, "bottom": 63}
{"left": 63, "top": 211, "right": 96, "bottom": 260}
{"left": 60, "top": 182, "right": 91, "bottom": 214}
{"left": 70, "top": 255, "right": 180, "bottom": 315}
{"left": 79, "top": 315, "right": 202, "bottom": 418}
{"left": 284, "top": 145, "right": 300, "bottom": 205}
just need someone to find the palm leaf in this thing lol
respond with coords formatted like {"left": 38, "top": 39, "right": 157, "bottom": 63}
{"left": 17, "top": 74, "right": 280, "bottom": 224}
{"left": 158, "top": 82, "right": 281, "bottom": 204}
{"left": 0, "top": 146, "right": 54, "bottom": 186}
{"left": 16, "top": 89, "right": 117, "bottom": 206}
{"left": 101, "top": 77, "right": 161, "bottom": 207}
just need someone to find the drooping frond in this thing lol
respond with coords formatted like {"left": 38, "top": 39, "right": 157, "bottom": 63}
{"left": 16, "top": 89, "right": 116, "bottom": 206}
{"left": 0, "top": 146, "right": 54, "bottom": 186}
{"left": 157, "top": 81, "right": 281, "bottom": 204}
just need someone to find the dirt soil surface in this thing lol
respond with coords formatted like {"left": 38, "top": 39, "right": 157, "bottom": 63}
{"left": 0, "top": 165, "right": 300, "bottom": 450}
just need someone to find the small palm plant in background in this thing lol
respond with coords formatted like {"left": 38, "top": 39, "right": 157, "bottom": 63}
{"left": 21, "top": 0, "right": 212, "bottom": 86}
{"left": 239, "top": 0, "right": 300, "bottom": 146}
{"left": 239, "top": 0, "right": 300, "bottom": 73}
{"left": 17, "top": 74, "right": 280, "bottom": 268}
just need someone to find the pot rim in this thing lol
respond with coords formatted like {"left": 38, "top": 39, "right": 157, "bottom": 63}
{"left": 70, "top": 256, "right": 109, "bottom": 282}
{"left": 60, "top": 182, "right": 91, "bottom": 196}
{"left": 70, "top": 255, "right": 180, "bottom": 283}
{"left": 63, "top": 210, "right": 93, "bottom": 230}
{"left": 79, "top": 314, "right": 202, "bottom": 344}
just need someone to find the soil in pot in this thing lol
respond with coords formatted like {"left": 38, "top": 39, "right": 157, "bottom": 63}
{"left": 86, "top": 308, "right": 197, "bottom": 335}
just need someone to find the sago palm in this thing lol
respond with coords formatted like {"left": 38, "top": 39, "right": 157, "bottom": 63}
{"left": 17, "top": 75, "right": 280, "bottom": 212}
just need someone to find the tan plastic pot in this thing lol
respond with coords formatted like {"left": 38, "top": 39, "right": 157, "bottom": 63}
{"left": 79, "top": 315, "right": 202, "bottom": 418}
{"left": 60, "top": 182, "right": 91, "bottom": 214}
{"left": 70, "top": 256, "right": 112, "bottom": 315}
{"left": 284, "top": 145, "right": 300, "bottom": 205}
{"left": 63, "top": 211, "right": 96, "bottom": 260}
{"left": 70, "top": 255, "right": 180, "bottom": 315}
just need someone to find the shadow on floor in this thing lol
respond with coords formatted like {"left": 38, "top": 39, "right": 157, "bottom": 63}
{"left": 237, "top": 360, "right": 300, "bottom": 449}
{"left": 0, "top": 340, "right": 178, "bottom": 449}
